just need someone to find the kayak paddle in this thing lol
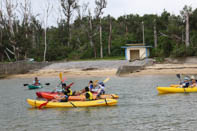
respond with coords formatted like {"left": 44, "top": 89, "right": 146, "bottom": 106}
{"left": 66, "top": 82, "right": 74, "bottom": 88}
{"left": 59, "top": 72, "right": 63, "bottom": 82}
{"left": 93, "top": 80, "right": 98, "bottom": 87}
{"left": 38, "top": 100, "right": 49, "bottom": 109}
{"left": 176, "top": 74, "right": 181, "bottom": 84}
{"left": 92, "top": 78, "right": 110, "bottom": 87}
{"left": 51, "top": 76, "right": 67, "bottom": 92}
{"left": 23, "top": 83, "right": 50, "bottom": 86}
{"left": 103, "top": 77, "right": 110, "bottom": 83}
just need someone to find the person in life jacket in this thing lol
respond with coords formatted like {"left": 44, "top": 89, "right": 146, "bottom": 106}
{"left": 96, "top": 82, "right": 105, "bottom": 98}
{"left": 52, "top": 83, "right": 70, "bottom": 102}
{"left": 33, "top": 77, "right": 41, "bottom": 86}
{"left": 190, "top": 76, "right": 197, "bottom": 87}
{"left": 52, "top": 93, "right": 68, "bottom": 102}
{"left": 62, "top": 83, "right": 73, "bottom": 96}
{"left": 88, "top": 80, "right": 94, "bottom": 91}
{"left": 180, "top": 77, "right": 190, "bottom": 88}
{"left": 85, "top": 86, "right": 93, "bottom": 101}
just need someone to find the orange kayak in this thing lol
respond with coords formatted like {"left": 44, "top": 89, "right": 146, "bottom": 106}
{"left": 36, "top": 92, "right": 119, "bottom": 101}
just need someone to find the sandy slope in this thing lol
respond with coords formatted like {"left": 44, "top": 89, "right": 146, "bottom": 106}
{"left": 8, "top": 60, "right": 197, "bottom": 78}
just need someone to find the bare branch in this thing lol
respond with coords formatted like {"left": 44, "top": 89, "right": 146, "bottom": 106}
{"left": 94, "top": 0, "right": 107, "bottom": 19}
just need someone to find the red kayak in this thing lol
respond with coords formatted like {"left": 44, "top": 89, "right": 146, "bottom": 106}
{"left": 36, "top": 92, "right": 58, "bottom": 98}
{"left": 36, "top": 91, "right": 119, "bottom": 101}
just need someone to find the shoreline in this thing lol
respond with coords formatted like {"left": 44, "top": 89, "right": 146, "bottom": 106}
{"left": 7, "top": 63, "right": 197, "bottom": 79}
{"left": 7, "top": 69, "right": 117, "bottom": 79}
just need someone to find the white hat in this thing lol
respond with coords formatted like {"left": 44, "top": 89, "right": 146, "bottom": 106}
{"left": 191, "top": 76, "right": 195, "bottom": 80}
{"left": 184, "top": 77, "right": 189, "bottom": 80}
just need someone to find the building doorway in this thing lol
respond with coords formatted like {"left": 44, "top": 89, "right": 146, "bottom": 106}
{"left": 130, "top": 50, "right": 140, "bottom": 61}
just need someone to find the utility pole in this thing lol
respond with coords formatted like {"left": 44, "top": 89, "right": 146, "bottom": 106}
{"left": 142, "top": 21, "right": 145, "bottom": 45}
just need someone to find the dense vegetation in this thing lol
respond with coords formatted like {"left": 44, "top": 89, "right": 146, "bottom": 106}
{"left": 0, "top": 0, "right": 196, "bottom": 62}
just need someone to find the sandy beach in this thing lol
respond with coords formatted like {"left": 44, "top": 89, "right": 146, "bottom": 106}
{"left": 131, "top": 64, "right": 197, "bottom": 76}
{"left": 7, "top": 59, "right": 197, "bottom": 78}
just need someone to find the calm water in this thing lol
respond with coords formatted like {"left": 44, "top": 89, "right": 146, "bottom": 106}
{"left": 1, "top": 75, "right": 197, "bottom": 131}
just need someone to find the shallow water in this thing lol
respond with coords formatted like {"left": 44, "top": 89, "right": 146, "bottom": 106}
{"left": 0, "top": 75, "right": 197, "bottom": 131}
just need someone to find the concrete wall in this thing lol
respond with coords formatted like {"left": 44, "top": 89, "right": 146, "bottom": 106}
{"left": 0, "top": 62, "right": 52, "bottom": 75}
{"left": 116, "top": 59, "right": 154, "bottom": 76}
{"left": 116, "top": 65, "right": 144, "bottom": 76}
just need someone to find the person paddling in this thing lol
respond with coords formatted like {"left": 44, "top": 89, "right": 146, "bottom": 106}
{"left": 33, "top": 77, "right": 41, "bottom": 86}
{"left": 85, "top": 86, "right": 93, "bottom": 101}
{"left": 52, "top": 83, "right": 70, "bottom": 102}
{"left": 52, "top": 93, "right": 68, "bottom": 102}
{"left": 96, "top": 82, "right": 105, "bottom": 98}
{"left": 180, "top": 77, "right": 190, "bottom": 88}
{"left": 62, "top": 83, "right": 73, "bottom": 96}
{"left": 190, "top": 76, "right": 197, "bottom": 88}
{"left": 88, "top": 80, "right": 93, "bottom": 90}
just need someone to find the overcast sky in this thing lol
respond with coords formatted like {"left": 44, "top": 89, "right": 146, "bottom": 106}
{"left": 29, "top": 0, "right": 197, "bottom": 26}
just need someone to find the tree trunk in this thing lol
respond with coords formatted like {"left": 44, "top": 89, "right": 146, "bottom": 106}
{"left": 154, "top": 20, "right": 157, "bottom": 48}
{"left": 67, "top": 15, "right": 70, "bottom": 47}
{"left": 182, "top": 29, "right": 184, "bottom": 44}
{"left": 89, "top": 16, "right": 93, "bottom": 47}
{"left": 142, "top": 21, "right": 145, "bottom": 45}
{"left": 185, "top": 12, "right": 190, "bottom": 47}
{"left": 4, "top": 50, "right": 11, "bottom": 61}
{"left": 88, "top": 14, "right": 97, "bottom": 58}
{"left": 108, "top": 17, "right": 112, "bottom": 55}
{"left": 100, "top": 18, "right": 103, "bottom": 58}
{"left": 43, "top": 28, "right": 47, "bottom": 62}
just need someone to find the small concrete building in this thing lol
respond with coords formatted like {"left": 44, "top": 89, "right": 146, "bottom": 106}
{"left": 122, "top": 44, "right": 151, "bottom": 61}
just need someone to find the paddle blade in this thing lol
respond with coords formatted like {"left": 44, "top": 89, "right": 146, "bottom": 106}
{"left": 103, "top": 77, "right": 110, "bottom": 83}
{"left": 59, "top": 72, "right": 63, "bottom": 81}
{"left": 45, "top": 83, "right": 50, "bottom": 85}
{"left": 176, "top": 74, "right": 180, "bottom": 79}
{"left": 93, "top": 80, "right": 98, "bottom": 87}
{"left": 24, "top": 84, "right": 29, "bottom": 86}
{"left": 38, "top": 101, "right": 49, "bottom": 109}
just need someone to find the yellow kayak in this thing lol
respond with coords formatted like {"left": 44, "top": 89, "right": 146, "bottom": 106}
{"left": 27, "top": 98, "right": 117, "bottom": 108}
{"left": 157, "top": 86, "right": 197, "bottom": 94}
{"left": 170, "top": 84, "right": 180, "bottom": 88}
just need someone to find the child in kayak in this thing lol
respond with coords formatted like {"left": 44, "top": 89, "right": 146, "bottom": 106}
{"left": 96, "top": 82, "right": 105, "bottom": 98}
{"left": 180, "top": 77, "right": 190, "bottom": 88}
{"left": 33, "top": 77, "right": 41, "bottom": 86}
{"left": 85, "top": 86, "right": 93, "bottom": 101}
{"left": 75, "top": 80, "right": 95, "bottom": 95}
{"left": 52, "top": 83, "right": 69, "bottom": 102}
{"left": 190, "top": 76, "right": 197, "bottom": 87}
{"left": 88, "top": 80, "right": 94, "bottom": 91}
{"left": 62, "top": 83, "right": 73, "bottom": 96}
{"left": 52, "top": 94, "right": 68, "bottom": 102}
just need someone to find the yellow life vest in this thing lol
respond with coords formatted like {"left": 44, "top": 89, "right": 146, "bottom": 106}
{"left": 68, "top": 88, "right": 72, "bottom": 96}
{"left": 86, "top": 91, "right": 93, "bottom": 100}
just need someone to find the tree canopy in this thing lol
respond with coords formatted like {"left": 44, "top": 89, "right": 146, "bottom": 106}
{"left": 0, "top": 1, "right": 196, "bottom": 62}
